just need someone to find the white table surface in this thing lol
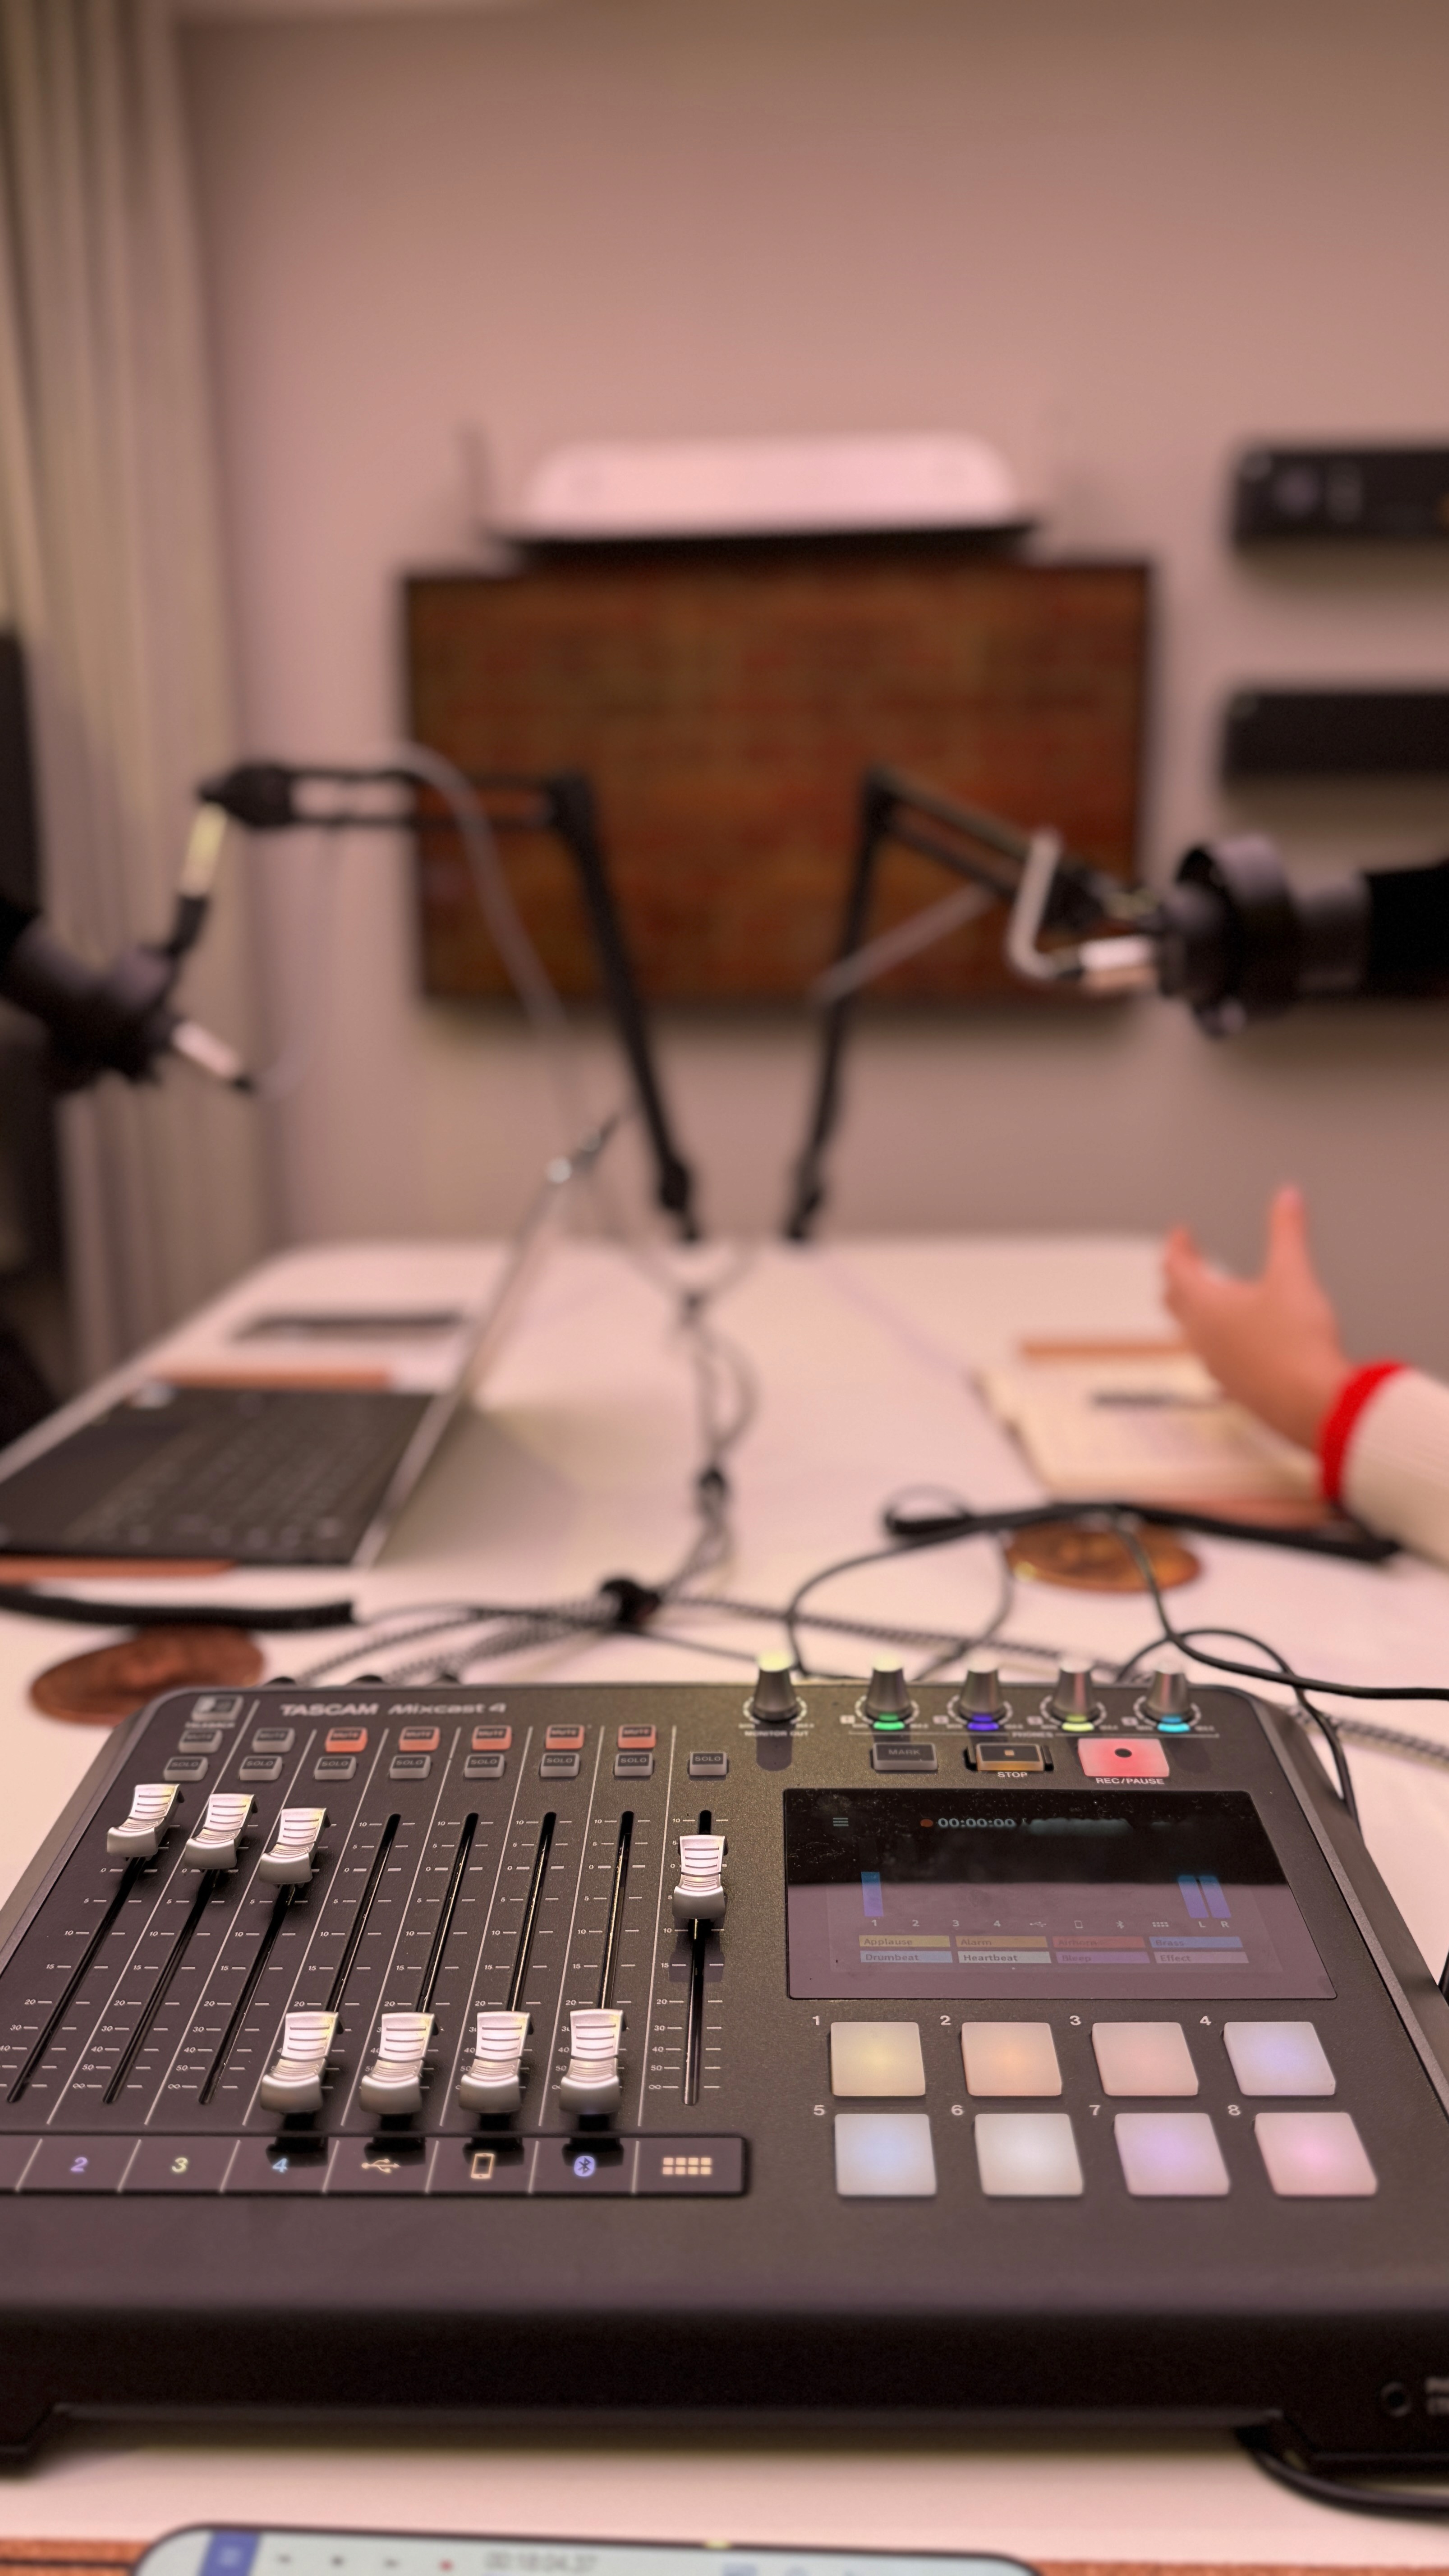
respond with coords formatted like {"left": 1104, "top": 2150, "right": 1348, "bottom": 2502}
{"left": 4, "top": 1233, "right": 1449, "bottom": 2560}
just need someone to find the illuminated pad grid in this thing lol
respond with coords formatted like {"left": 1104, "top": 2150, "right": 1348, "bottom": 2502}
{"left": 1093, "top": 2021, "right": 1198, "bottom": 2096}
{"left": 1255, "top": 2111, "right": 1376, "bottom": 2197}
{"left": 961, "top": 2021, "right": 1062, "bottom": 2097}
{"left": 975, "top": 2112, "right": 1083, "bottom": 2197}
{"left": 659, "top": 2154, "right": 714, "bottom": 2178}
{"left": 833, "top": 2112, "right": 936, "bottom": 2197}
{"left": 830, "top": 2022, "right": 926, "bottom": 2097}
{"left": 1115, "top": 2111, "right": 1229, "bottom": 2196}
{"left": 1224, "top": 2020, "right": 1335, "bottom": 2097}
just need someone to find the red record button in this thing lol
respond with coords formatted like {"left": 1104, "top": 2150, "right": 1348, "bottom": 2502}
{"left": 545, "top": 1724, "right": 586, "bottom": 1751}
{"left": 472, "top": 1724, "right": 512, "bottom": 1752}
{"left": 396, "top": 1725, "right": 441, "bottom": 1754}
{"left": 617, "top": 1725, "right": 657, "bottom": 1751}
{"left": 324, "top": 1725, "right": 368, "bottom": 1754}
{"left": 1076, "top": 1737, "right": 1170, "bottom": 1779}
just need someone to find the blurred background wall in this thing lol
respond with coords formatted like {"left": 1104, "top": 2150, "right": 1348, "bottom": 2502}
{"left": 178, "top": 0, "right": 1449, "bottom": 1368}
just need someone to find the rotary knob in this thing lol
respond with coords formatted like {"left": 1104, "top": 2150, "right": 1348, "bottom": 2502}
{"left": 953, "top": 1657, "right": 1005, "bottom": 1727}
{"left": 749, "top": 1653, "right": 802, "bottom": 1725}
{"left": 1145, "top": 1664, "right": 1192, "bottom": 1730}
{"left": 863, "top": 1657, "right": 912, "bottom": 1728}
{"left": 1050, "top": 1664, "right": 1098, "bottom": 1729}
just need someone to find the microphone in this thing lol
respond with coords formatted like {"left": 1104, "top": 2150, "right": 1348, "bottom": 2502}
{"left": 1150, "top": 837, "right": 1449, "bottom": 1031}
{"left": 1006, "top": 828, "right": 1449, "bottom": 1028}
{"left": 0, "top": 800, "right": 251, "bottom": 1094}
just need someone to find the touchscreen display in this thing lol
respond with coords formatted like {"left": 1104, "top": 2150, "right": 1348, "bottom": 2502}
{"left": 784, "top": 1788, "right": 1332, "bottom": 2000}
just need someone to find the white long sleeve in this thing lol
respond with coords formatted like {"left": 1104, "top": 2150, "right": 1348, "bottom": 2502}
{"left": 1341, "top": 1368, "right": 1449, "bottom": 1572}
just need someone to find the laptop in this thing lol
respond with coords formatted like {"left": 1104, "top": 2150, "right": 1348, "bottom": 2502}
{"left": 0, "top": 1123, "right": 613, "bottom": 1569}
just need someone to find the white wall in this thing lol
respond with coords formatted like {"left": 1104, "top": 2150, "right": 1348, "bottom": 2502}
{"left": 180, "top": 0, "right": 1449, "bottom": 1368}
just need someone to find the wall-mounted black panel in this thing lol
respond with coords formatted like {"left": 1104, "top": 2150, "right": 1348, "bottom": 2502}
{"left": 1233, "top": 446, "right": 1449, "bottom": 543}
{"left": 1223, "top": 689, "right": 1449, "bottom": 777}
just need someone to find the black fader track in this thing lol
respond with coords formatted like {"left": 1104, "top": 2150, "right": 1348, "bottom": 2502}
{"left": 3, "top": 1666, "right": 1449, "bottom": 2468}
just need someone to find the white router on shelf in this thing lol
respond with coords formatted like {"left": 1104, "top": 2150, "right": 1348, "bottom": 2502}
{"left": 505, "top": 432, "right": 1034, "bottom": 543}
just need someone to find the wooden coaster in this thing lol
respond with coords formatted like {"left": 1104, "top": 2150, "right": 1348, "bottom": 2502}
{"left": 30, "top": 1627, "right": 263, "bottom": 1725}
{"left": 1006, "top": 1518, "right": 1201, "bottom": 1592}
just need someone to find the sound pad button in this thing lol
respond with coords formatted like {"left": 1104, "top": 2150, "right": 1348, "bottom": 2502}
{"left": 834, "top": 2112, "right": 936, "bottom": 2197}
{"left": 1255, "top": 2111, "right": 1376, "bottom": 2197}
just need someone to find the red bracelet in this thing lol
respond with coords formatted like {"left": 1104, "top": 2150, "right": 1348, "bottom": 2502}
{"left": 1319, "top": 1361, "right": 1407, "bottom": 1503}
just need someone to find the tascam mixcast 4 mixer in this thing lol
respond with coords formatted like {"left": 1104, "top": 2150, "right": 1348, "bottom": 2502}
{"left": 2, "top": 1656, "right": 1449, "bottom": 2469}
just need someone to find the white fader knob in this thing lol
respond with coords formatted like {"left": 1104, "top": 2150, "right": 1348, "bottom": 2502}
{"left": 259, "top": 2008, "right": 338, "bottom": 2114}
{"left": 106, "top": 1783, "right": 179, "bottom": 1859}
{"left": 458, "top": 2008, "right": 530, "bottom": 2115}
{"left": 257, "top": 1807, "right": 328, "bottom": 1887}
{"left": 559, "top": 2007, "right": 624, "bottom": 2116}
{"left": 179, "top": 1792, "right": 254, "bottom": 1872}
{"left": 672, "top": 1832, "right": 727, "bottom": 1927}
{"left": 358, "top": 2010, "right": 435, "bottom": 2116}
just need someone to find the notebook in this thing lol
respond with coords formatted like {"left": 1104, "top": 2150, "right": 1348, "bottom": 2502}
{"left": 977, "top": 1338, "right": 1324, "bottom": 1521}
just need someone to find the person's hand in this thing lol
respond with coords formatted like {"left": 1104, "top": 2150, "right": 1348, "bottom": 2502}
{"left": 1162, "top": 1184, "right": 1353, "bottom": 1452}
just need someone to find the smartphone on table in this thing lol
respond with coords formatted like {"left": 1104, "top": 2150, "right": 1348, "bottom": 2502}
{"left": 136, "top": 2532, "right": 1038, "bottom": 2576}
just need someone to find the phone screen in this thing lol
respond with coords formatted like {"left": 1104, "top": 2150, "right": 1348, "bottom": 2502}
{"left": 137, "top": 2531, "right": 1036, "bottom": 2576}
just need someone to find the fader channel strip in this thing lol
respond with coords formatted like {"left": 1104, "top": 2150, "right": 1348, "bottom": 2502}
{"left": 4, "top": 1664, "right": 1449, "bottom": 2466}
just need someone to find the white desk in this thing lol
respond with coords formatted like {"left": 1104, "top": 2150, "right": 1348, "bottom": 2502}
{"left": 4, "top": 1235, "right": 1449, "bottom": 2562}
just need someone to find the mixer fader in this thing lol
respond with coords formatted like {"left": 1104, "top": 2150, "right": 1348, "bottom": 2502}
{"left": 3, "top": 1662, "right": 1449, "bottom": 2470}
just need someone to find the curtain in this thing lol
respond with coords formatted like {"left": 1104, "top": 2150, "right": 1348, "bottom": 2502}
{"left": 0, "top": 0, "right": 269, "bottom": 1379}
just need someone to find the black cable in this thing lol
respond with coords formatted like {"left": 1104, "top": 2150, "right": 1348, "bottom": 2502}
{"left": 882, "top": 1499, "right": 1449, "bottom": 1710}
{"left": 1237, "top": 2426, "right": 1449, "bottom": 2519}
{"left": 906, "top": 1538, "right": 1016, "bottom": 1684}
{"left": 0, "top": 1583, "right": 356, "bottom": 1631}
{"left": 783, "top": 1529, "right": 1021, "bottom": 1680}
{"left": 784, "top": 1540, "right": 928, "bottom": 1677}
{"left": 442, "top": 1624, "right": 757, "bottom": 1684}
{"left": 1114, "top": 1610, "right": 1361, "bottom": 1822}
{"left": 883, "top": 1493, "right": 1396, "bottom": 1564}
{"left": 1108, "top": 1516, "right": 1363, "bottom": 1820}
{"left": 653, "top": 1256, "right": 760, "bottom": 1597}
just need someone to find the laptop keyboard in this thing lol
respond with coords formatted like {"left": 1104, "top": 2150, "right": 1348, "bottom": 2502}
{"left": 0, "top": 1385, "right": 435, "bottom": 1564}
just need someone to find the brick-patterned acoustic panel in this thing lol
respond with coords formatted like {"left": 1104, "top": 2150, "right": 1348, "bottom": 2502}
{"left": 406, "top": 547, "right": 1150, "bottom": 1004}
